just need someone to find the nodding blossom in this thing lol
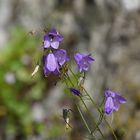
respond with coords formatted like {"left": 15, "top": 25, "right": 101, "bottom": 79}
{"left": 70, "top": 88, "right": 81, "bottom": 96}
{"left": 43, "top": 52, "right": 59, "bottom": 76}
{"left": 44, "top": 29, "right": 64, "bottom": 49}
{"left": 104, "top": 90, "right": 127, "bottom": 115}
{"left": 54, "top": 49, "right": 69, "bottom": 66}
{"left": 74, "top": 53, "right": 94, "bottom": 72}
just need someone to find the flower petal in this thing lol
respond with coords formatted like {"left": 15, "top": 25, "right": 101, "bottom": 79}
{"left": 115, "top": 94, "right": 127, "bottom": 104}
{"left": 105, "top": 90, "right": 116, "bottom": 98}
{"left": 44, "top": 34, "right": 50, "bottom": 48}
{"left": 57, "top": 35, "right": 64, "bottom": 42}
{"left": 74, "top": 53, "right": 83, "bottom": 63}
{"left": 79, "top": 57, "right": 89, "bottom": 71}
{"left": 113, "top": 99, "right": 120, "bottom": 111}
{"left": 49, "top": 28, "right": 58, "bottom": 36}
{"left": 51, "top": 41, "right": 59, "bottom": 49}
{"left": 46, "top": 53, "right": 57, "bottom": 71}
{"left": 44, "top": 40, "right": 50, "bottom": 48}
{"left": 54, "top": 49, "right": 69, "bottom": 66}
{"left": 105, "top": 97, "right": 114, "bottom": 115}
{"left": 87, "top": 54, "right": 95, "bottom": 62}
{"left": 74, "top": 53, "right": 94, "bottom": 72}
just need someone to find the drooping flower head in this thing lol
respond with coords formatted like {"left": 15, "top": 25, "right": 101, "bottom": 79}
{"left": 104, "top": 90, "right": 127, "bottom": 115}
{"left": 44, "top": 29, "right": 64, "bottom": 49}
{"left": 74, "top": 53, "right": 94, "bottom": 72}
{"left": 70, "top": 88, "right": 81, "bottom": 96}
{"left": 43, "top": 52, "right": 59, "bottom": 76}
{"left": 54, "top": 49, "right": 69, "bottom": 66}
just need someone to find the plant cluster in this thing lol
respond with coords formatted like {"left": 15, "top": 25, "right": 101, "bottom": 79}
{"left": 32, "top": 28, "right": 127, "bottom": 139}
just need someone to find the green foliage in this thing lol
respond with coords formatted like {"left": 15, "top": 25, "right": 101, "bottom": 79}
{"left": 0, "top": 27, "right": 46, "bottom": 136}
{"left": 0, "top": 27, "right": 72, "bottom": 139}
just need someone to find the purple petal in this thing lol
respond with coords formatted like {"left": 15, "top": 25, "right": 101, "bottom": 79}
{"left": 46, "top": 53, "right": 57, "bottom": 71}
{"left": 113, "top": 99, "right": 120, "bottom": 111}
{"left": 51, "top": 41, "right": 59, "bottom": 49}
{"left": 105, "top": 97, "right": 114, "bottom": 115}
{"left": 54, "top": 49, "right": 69, "bottom": 66}
{"left": 48, "top": 28, "right": 58, "bottom": 36}
{"left": 106, "top": 90, "right": 127, "bottom": 104}
{"left": 44, "top": 40, "right": 50, "bottom": 48}
{"left": 74, "top": 53, "right": 83, "bottom": 63}
{"left": 43, "top": 56, "right": 50, "bottom": 76}
{"left": 49, "top": 29, "right": 64, "bottom": 42}
{"left": 70, "top": 88, "right": 81, "bottom": 96}
{"left": 105, "top": 90, "right": 116, "bottom": 98}
{"left": 44, "top": 34, "right": 50, "bottom": 48}
{"left": 115, "top": 93, "right": 127, "bottom": 104}
{"left": 104, "top": 90, "right": 126, "bottom": 114}
{"left": 74, "top": 53, "right": 94, "bottom": 72}
{"left": 43, "top": 66, "right": 50, "bottom": 76}
{"left": 78, "top": 57, "right": 90, "bottom": 72}
{"left": 87, "top": 55, "right": 95, "bottom": 62}
{"left": 57, "top": 35, "right": 64, "bottom": 42}
{"left": 44, "top": 34, "right": 48, "bottom": 40}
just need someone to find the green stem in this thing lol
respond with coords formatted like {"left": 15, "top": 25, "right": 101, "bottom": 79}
{"left": 104, "top": 118, "right": 118, "bottom": 140}
{"left": 63, "top": 78, "right": 95, "bottom": 137}
{"left": 76, "top": 104, "right": 94, "bottom": 137}
{"left": 65, "top": 73, "right": 104, "bottom": 138}
{"left": 79, "top": 96, "right": 105, "bottom": 138}
{"left": 69, "top": 66, "right": 78, "bottom": 82}
{"left": 68, "top": 68, "right": 118, "bottom": 140}
{"left": 65, "top": 73, "right": 75, "bottom": 87}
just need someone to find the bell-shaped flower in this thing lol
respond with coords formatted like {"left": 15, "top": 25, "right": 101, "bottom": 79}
{"left": 104, "top": 90, "right": 127, "bottom": 115}
{"left": 43, "top": 52, "right": 59, "bottom": 76}
{"left": 44, "top": 29, "right": 64, "bottom": 49}
{"left": 54, "top": 49, "right": 69, "bottom": 66}
{"left": 74, "top": 53, "right": 94, "bottom": 72}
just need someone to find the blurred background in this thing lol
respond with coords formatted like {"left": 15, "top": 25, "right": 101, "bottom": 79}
{"left": 0, "top": 0, "right": 140, "bottom": 140}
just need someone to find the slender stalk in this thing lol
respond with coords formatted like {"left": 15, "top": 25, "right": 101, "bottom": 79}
{"left": 76, "top": 104, "right": 93, "bottom": 136}
{"left": 79, "top": 96, "right": 105, "bottom": 138}
{"left": 64, "top": 79, "right": 95, "bottom": 138}
{"left": 83, "top": 89, "right": 118, "bottom": 140}
{"left": 65, "top": 73, "right": 105, "bottom": 138}
{"left": 69, "top": 66, "right": 78, "bottom": 82}
{"left": 68, "top": 68, "right": 118, "bottom": 140}
{"left": 91, "top": 113, "right": 104, "bottom": 134}
{"left": 104, "top": 118, "right": 118, "bottom": 140}
{"left": 65, "top": 73, "right": 75, "bottom": 87}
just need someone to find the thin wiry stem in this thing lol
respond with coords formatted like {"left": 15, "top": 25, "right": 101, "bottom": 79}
{"left": 68, "top": 67, "right": 118, "bottom": 140}
{"left": 64, "top": 80, "right": 95, "bottom": 138}
{"left": 76, "top": 104, "right": 95, "bottom": 138}
{"left": 79, "top": 96, "right": 105, "bottom": 138}
{"left": 104, "top": 117, "right": 118, "bottom": 140}
{"left": 65, "top": 73, "right": 105, "bottom": 139}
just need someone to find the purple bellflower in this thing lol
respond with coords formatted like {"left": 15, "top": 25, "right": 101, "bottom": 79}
{"left": 43, "top": 52, "right": 59, "bottom": 76}
{"left": 74, "top": 53, "right": 94, "bottom": 72}
{"left": 104, "top": 90, "right": 127, "bottom": 115}
{"left": 70, "top": 88, "right": 81, "bottom": 96}
{"left": 54, "top": 49, "right": 69, "bottom": 66}
{"left": 44, "top": 29, "right": 64, "bottom": 49}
